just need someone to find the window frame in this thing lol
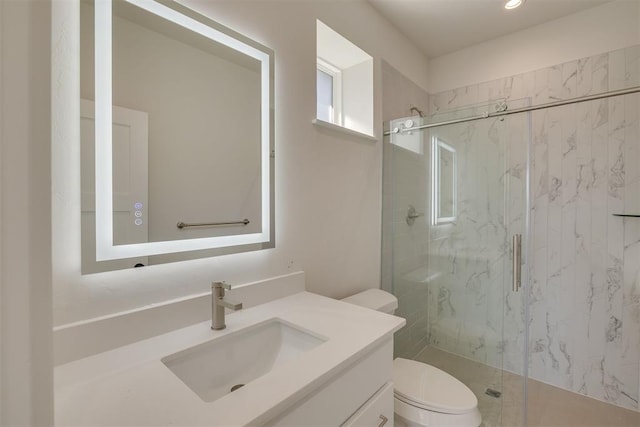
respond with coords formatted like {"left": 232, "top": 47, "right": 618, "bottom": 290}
{"left": 317, "top": 57, "right": 343, "bottom": 126}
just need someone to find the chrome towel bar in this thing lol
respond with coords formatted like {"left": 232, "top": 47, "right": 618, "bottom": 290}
{"left": 177, "top": 219, "right": 250, "bottom": 229}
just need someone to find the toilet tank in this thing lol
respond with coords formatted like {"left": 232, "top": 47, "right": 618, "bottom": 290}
{"left": 341, "top": 289, "right": 398, "bottom": 314}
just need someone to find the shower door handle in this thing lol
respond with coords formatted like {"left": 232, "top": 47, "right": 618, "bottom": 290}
{"left": 512, "top": 234, "right": 522, "bottom": 292}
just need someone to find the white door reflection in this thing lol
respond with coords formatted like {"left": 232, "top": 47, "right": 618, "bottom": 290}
{"left": 81, "top": 99, "right": 149, "bottom": 273}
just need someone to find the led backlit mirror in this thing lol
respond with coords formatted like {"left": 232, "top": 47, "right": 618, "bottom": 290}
{"left": 80, "top": 0, "right": 274, "bottom": 273}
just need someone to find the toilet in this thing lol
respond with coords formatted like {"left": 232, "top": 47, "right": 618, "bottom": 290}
{"left": 342, "top": 289, "right": 482, "bottom": 427}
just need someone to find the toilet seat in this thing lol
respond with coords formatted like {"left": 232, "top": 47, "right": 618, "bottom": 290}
{"left": 393, "top": 358, "right": 478, "bottom": 415}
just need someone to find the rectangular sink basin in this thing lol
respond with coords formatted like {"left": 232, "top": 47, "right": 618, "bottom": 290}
{"left": 161, "top": 319, "right": 326, "bottom": 402}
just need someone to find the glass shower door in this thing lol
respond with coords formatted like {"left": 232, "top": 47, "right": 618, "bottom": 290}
{"left": 383, "top": 100, "right": 530, "bottom": 427}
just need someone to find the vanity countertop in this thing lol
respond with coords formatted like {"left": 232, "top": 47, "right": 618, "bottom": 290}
{"left": 54, "top": 291, "right": 405, "bottom": 426}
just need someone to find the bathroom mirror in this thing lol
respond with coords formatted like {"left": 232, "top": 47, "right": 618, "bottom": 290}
{"left": 431, "top": 137, "right": 456, "bottom": 225}
{"left": 80, "top": 0, "right": 274, "bottom": 273}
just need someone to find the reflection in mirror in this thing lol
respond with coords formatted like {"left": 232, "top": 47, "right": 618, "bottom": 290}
{"left": 431, "top": 137, "right": 456, "bottom": 225}
{"left": 80, "top": 0, "right": 274, "bottom": 274}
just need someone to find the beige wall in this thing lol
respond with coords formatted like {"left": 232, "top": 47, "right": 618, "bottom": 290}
{"left": 1, "top": 0, "right": 53, "bottom": 425}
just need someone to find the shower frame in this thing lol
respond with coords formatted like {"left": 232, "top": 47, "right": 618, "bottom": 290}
{"left": 385, "top": 85, "right": 640, "bottom": 135}
{"left": 384, "top": 83, "right": 640, "bottom": 427}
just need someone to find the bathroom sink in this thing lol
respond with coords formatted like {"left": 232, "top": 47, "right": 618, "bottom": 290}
{"left": 161, "top": 319, "right": 326, "bottom": 402}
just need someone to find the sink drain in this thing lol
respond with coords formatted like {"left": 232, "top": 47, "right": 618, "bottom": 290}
{"left": 230, "top": 384, "right": 245, "bottom": 392}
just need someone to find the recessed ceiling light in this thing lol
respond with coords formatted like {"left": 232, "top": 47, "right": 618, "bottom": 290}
{"left": 504, "top": 0, "right": 524, "bottom": 10}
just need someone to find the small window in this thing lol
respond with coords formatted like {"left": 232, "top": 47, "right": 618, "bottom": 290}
{"left": 316, "top": 20, "right": 373, "bottom": 137}
{"left": 316, "top": 58, "right": 342, "bottom": 124}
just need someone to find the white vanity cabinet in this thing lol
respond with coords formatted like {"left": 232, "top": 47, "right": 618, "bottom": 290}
{"left": 267, "top": 338, "right": 394, "bottom": 427}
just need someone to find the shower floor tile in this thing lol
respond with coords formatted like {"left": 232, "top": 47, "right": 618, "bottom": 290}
{"left": 413, "top": 346, "right": 640, "bottom": 427}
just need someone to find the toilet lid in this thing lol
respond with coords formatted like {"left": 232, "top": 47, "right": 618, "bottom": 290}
{"left": 393, "top": 358, "right": 478, "bottom": 415}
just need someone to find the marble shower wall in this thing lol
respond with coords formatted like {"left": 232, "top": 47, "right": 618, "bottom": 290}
{"left": 381, "top": 61, "right": 430, "bottom": 359}
{"left": 427, "top": 45, "right": 640, "bottom": 412}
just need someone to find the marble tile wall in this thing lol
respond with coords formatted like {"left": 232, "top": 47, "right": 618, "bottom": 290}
{"left": 426, "top": 45, "right": 640, "bottom": 412}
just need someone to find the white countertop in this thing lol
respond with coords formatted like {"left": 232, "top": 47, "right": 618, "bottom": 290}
{"left": 55, "top": 291, "right": 405, "bottom": 426}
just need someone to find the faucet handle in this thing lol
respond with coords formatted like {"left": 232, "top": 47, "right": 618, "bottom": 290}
{"left": 212, "top": 281, "right": 232, "bottom": 291}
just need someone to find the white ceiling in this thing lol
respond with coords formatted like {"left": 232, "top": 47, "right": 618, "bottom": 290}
{"left": 368, "top": 0, "right": 613, "bottom": 58}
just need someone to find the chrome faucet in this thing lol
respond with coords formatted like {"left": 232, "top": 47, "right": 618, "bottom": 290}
{"left": 211, "top": 281, "right": 243, "bottom": 330}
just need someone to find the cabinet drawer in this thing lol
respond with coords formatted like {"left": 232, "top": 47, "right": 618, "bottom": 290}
{"left": 267, "top": 339, "right": 393, "bottom": 426}
{"left": 342, "top": 382, "right": 394, "bottom": 427}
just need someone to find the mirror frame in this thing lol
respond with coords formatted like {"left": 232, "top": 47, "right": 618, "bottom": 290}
{"left": 430, "top": 136, "right": 456, "bottom": 225}
{"left": 93, "top": 0, "right": 273, "bottom": 261}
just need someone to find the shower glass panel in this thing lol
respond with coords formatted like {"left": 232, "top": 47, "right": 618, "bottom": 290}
{"left": 383, "top": 99, "right": 530, "bottom": 427}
